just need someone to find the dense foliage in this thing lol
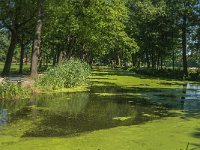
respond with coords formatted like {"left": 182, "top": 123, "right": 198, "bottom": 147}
{"left": 0, "top": 0, "right": 200, "bottom": 79}
{"left": 128, "top": 67, "right": 200, "bottom": 80}
{"left": 36, "top": 58, "right": 91, "bottom": 90}
{"left": 0, "top": 82, "right": 30, "bottom": 99}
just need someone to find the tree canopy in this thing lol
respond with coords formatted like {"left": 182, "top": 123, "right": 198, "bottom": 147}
{"left": 0, "top": 0, "right": 200, "bottom": 77}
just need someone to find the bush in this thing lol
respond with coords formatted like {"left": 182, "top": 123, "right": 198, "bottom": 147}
{"left": 127, "top": 67, "right": 200, "bottom": 81}
{"left": 188, "top": 68, "right": 200, "bottom": 80}
{"left": 36, "top": 58, "right": 91, "bottom": 90}
{"left": 0, "top": 82, "right": 30, "bottom": 99}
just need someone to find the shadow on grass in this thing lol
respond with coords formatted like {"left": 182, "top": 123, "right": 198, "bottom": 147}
{"left": 190, "top": 128, "right": 200, "bottom": 150}
{"left": 92, "top": 68, "right": 186, "bottom": 87}
{"left": 192, "top": 128, "right": 200, "bottom": 138}
{"left": 92, "top": 69, "right": 135, "bottom": 77}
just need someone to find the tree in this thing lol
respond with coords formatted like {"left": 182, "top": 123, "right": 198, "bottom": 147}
{"left": 31, "top": 0, "right": 43, "bottom": 77}
{"left": 0, "top": 30, "right": 9, "bottom": 62}
{"left": 41, "top": 0, "right": 137, "bottom": 66}
{"left": 0, "top": 0, "right": 36, "bottom": 76}
{"left": 127, "top": 0, "right": 168, "bottom": 68}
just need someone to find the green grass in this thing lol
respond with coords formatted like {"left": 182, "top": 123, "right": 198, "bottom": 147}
{"left": 90, "top": 68, "right": 186, "bottom": 89}
{"left": 0, "top": 62, "right": 31, "bottom": 75}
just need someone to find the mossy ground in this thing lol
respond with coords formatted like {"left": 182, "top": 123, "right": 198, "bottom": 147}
{"left": 37, "top": 85, "right": 89, "bottom": 94}
{"left": 0, "top": 68, "right": 200, "bottom": 150}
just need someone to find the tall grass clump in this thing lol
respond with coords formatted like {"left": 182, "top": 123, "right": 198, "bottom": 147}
{"left": 36, "top": 58, "right": 91, "bottom": 90}
{"left": 0, "top": 82, "right": 30, "bottom": 99}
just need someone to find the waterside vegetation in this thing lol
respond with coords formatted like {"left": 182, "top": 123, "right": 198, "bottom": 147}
{"left": 0, "top": 82, "right": 30, "bottom": 100}
{"left": 35, "top": 58, "right": 91, "bottom": 90}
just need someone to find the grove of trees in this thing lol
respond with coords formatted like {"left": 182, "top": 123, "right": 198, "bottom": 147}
{"left": 0, "top": 0, "right": 200, "bottom": 77}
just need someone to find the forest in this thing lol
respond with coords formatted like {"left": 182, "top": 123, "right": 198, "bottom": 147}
{"left": 0, "top": 0, "right": 200, "bottom": 78}
{"left": 0, "top": 0, "right": 200, "bottom": 150}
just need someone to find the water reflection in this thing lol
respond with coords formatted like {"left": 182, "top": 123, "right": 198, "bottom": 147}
{"left": 23, "top": 93, "right": 156, "bottom": 137}
{"left": 184, "top": 83, "right": 200, "bottom": 100}
{"left": 0, "top": 83, "right": 200, "bottom": 137}
{"left": 0, "top": 99, "right": 27, "bottom": 127}
{"left": 35, "top": 92, "right": 89, "bottom": 115}
{"left": 182, "top": 83, "right": 200, "bottom": 111}
{"left": 0, "top": 109, "right": 8, "bottom": 126}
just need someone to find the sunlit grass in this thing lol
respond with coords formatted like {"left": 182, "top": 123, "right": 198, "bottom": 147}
{"left": 0, "top": 62, "right": 31, "bottom": 75}
{"left": 90, "top": 69, "right": 185, "bottom": 89}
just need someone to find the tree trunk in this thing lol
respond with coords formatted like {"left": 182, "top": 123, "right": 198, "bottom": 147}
{"left": 161, "top": 56, "right": 163, "bottom": 70}
{"left": 19, "top": 43, "right": 25, "bottom": 74}
{"left": 172, "top": 48, "right": 175, "bottom": 71}
{"left": 2, "top": 29, "right": 17, "bottom": 76}
{"left": 182, "top": 15, "right": 188, "bottom": 76}
{"left": 157, "top": 56, "right": 160, "bottom": 70}
{"left": 25, "top": 53, "right": 28, "bottom": 65}
{"left": 117, "top": 55, "right": 121, "bottom": 66}
{"left": 171, "top": 30, "right": 175, "bottom": 72}
{"left": 58, "top": 50, "right": 63, "bottom": 64}
{"left": 31, "top": 0, "right": 43, "bottom": 78}
{"left": 146, "top": 52, "right": 150, "bottom": 68}
{"left": 45, "top": 56, "right": 49, "bottom": 67}
{"left": 53, "top": 52, "right": 57, "bottom": 66}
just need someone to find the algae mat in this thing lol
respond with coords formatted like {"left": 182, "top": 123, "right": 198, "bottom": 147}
{"left": 0, "top": 116, "right": 200, "bottom": 150}
{"left": 0, "top": 69, "right": 200, "bottom": 150}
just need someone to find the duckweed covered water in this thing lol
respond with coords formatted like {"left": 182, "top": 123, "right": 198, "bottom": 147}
{"left": 0, "top": 70, "right": 200, "bottom": 150}
{"left": 0, "top": 92, "right": 168, "bottom": 137}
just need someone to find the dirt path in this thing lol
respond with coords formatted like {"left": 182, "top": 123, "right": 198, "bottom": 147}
{"left": 0, "top": 76, "right": 34, "bottom": 86}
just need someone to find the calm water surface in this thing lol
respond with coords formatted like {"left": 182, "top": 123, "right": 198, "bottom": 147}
{"left": 0, "top": 83, "right": 200, "bottom": 137}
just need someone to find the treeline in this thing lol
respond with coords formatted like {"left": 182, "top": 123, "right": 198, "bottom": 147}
{"left": 0, "top": 0, "right": 200, "bottom": 77}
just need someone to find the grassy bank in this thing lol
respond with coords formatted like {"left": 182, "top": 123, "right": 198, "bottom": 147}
{"left": 90, "top": 68, "right": 186, "bottom": 89}
{"left": 0, "top": 59, "right": 91, "bottom": 98}
{"left": 0, "top": 82, "right": 30, "bottom": 100}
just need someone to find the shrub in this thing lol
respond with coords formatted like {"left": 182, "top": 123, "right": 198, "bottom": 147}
{"left": 127, "top": 67, "right": 200, "bottom": 81}
{"left": 36, "top": 58, "right": 91, "bottom": 90}
{"left": 0, "top": 82, "right": 30, "bottom": 99}
{"left": 188, "top": 68, "right": 200, "bottom": 80}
